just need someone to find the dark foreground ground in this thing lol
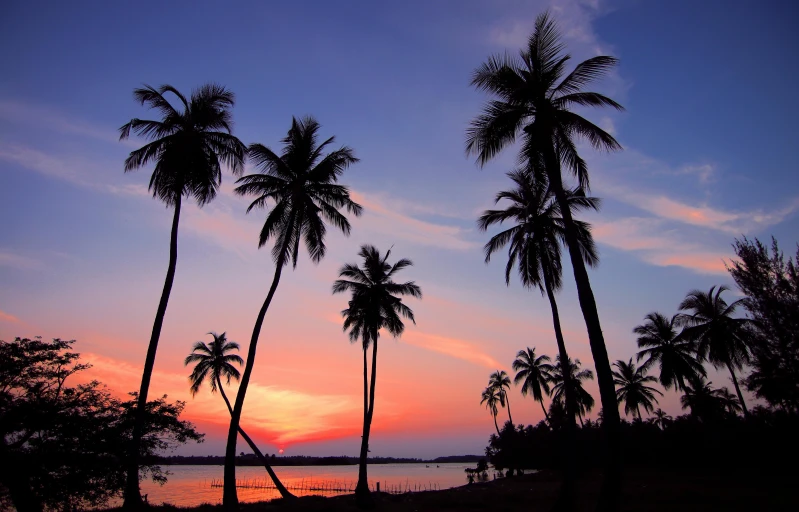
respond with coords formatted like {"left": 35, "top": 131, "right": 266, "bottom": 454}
{"left": 130, "top": 468, "right": 798, "bottom": 512}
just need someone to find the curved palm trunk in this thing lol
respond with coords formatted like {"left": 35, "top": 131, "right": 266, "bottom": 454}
{"left": 505, "top": 392, "right": 514, "bottom": 425}
{"left": 356, "top": 336, "right": 379, "bottom": 505}
{"left": 224, "top": 250, "right": 290, "bottom": 510}
{"left": 544, "top": 147, "right": 622, "bottom": 512}
{"left": 493, "top": 411, "right": 501, "bottom": 435}
{"left": 540, "top": 399, "right": 551, "bottom": 426}
{"left": 124, "top": 196, "right": 181, "bottom": 510}
{"left": 216, "top": 378, "right": 294, "bottom": 499}
{"left": 726, "top": 363, "right": 749, "bottom": 417}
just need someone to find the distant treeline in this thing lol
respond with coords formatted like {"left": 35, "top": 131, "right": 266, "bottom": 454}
{"left": 153, "top": 454, "right": 483, "bottom": 466}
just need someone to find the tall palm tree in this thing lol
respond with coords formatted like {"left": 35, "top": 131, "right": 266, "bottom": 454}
{"left": 119, "top": 83, "right": 246, "bottom": 508}
{"left": 466, "top": 12, "right": 624, "bottom": 505}
{"left": 488, "top": 370, "right": 514, "bottom": 425}
{"left": 678, "top": 286, "right": 752, "bottom": 417}
{"left": 634, "top": 312, "right": 706, "bottom": 393}
{"left": 649, "top": 409, "right": 672, "bottom": 430}
{"left": 512, "top": 347, "right": 554, "bottom": 424}
{"left": 223, "top": 117, "right": 362, "bottom": 509}
{"left": 184, "top": 332, "right": 294, "bottom": 499}
{"left": 479, "top": 169, "right": 599, "bottom": 433}
{"left": 550, "top": 356, "right": 595, "bottom": 426}
{"left": 333, "top": 245, "right": 421, "bottom": 503}
{"left": 611, "top": 358, "right": 662, "bottom": 420}
{"left": 481, "top": 386, "right": 503, "bottom": 435}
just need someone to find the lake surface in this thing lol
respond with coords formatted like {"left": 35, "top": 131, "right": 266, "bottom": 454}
{"left": 138, "top": 463, "right": 475, "bottom": 506}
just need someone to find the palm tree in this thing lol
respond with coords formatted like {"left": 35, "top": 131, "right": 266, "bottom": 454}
{"left": 118, "top": 83, "right": 246, "bottom": 508}
{"left": 184, "top": 332, "right": 294, "bottom": 499}
{"left": 678, "top": 286, "right": 752, "bottom": 417}
{"left": 612, "top": 358, "right": 662, "bottom": 420}
{"left": 715, "top": 387, "right": 743, "bottom": 417}
{"left": 481, "top": 386, "right": 503, "bottom": 435}
{"left": 488, "top": 370, "right": 514, "bottom": 425}
{"left": 649, "top": 409, "right": 672, "bottom": 430}
{"left": 466, "top": 12, "right": 625, "bottom": 505}
{"left": 512, "top": 347, "right": 554, "bottom": 424}
{"left": 479, "top": 170, "right": 599, "bottom": 432}
{"left": 223, "top": 117, "right": 362, "bottom": 509}
{"left": 550, "top": 356, "right": 595, "bottom": 426}
{"left": 634, "top": 312, "right": 706, "bottom": 393}
{"left": 332, "top": 245, "right": 421, "bottom": 503}
{"left": 680, "top": 376, "right": 726, "bottom": 421}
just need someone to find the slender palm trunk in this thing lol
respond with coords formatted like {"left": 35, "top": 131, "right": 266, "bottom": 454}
{"left": 216, "top": 378, "right": 294, "bottom": 499}
{"left": 636, "top": 406, "right": 641, "bottom": 421}
{"left": 505, "top": 392, "right": 513, "bottom": 425}
{"left": 493, "top": 412, "right": 501, "bottom": 435}
{"left": 540, "top": 399, "right": 551, "bottom": 426}
{"left": 124, "top": 196, "right": 181, "bottom": 510}
{"left": 356, "top": 345, "right": 370, "bottom": 500}
{"left": 726, "top": 363, "right": 749, "bottom": 417}
{"left": 224, "top": 241, "right": 291, "bottom": 510}
{"left": 356, "top": 335, "right": 379, "bottom": 504}
{"left": 544, "top": 147, "right": 621, "bottom": 512}
{"left": 578, "top": 412, "right": 584, "bottom": 427}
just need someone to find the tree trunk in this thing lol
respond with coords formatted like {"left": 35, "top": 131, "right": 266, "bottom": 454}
{"left": 124, "top": 196, "right": 182, "bottom": 510}
{"left": 726, "top": 362, "right": 749, "bottom": 417}
{"left": 355, "top": 344, "right": 371, "bottom": 503}
{"left": 540, "top": 399, "right": 551, "bottom": 426}
{"left": 224, "top": 227, "right": 293, "bottom": 511}
{"left": 356, "top": 333, "right": 380, "bottom": 506}
{"left": 544, "top": 147, "right": 621, "bottom": 512}
{"left": 505, "top": 391, "right": 513, "bottom": 425}
{"left": 493, "top": 412, "right": 500, "bottom": 435}
{"left": 216, "top": 378, "right": 294, "bottom": 499}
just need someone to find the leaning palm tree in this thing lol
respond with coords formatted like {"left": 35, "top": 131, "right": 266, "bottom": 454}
{"left": 612, "top": 358, "right": 663, "bottom": 420}
{"left": 634, "top": 312, "right": 706, "bottom": 393}
{"left": 466, "top": 12, "right": 625, "bottom": 505}
{"left": 488, "top": 370, "right": 514, "bottom": 425}
{"left": 481, "top": 386, "right": 503, "bottom": 435}
{"left": 550, "top": 356, "right": 595, "bottom": 426}
{"left": 512, "top": 347, "right": 554, "bottom": 424}
{"left": 649, "top": 409, "right": 672, "bottom": 430}
{"left": 223, "top": 117, "right": 362, "bottom": 509}
{"left": 185, "top": 332, "right": 294, "bottom": 499}
{"left": 333, "top": 245, "right": 421, "bottom": 504}
{"left": 678, "top": 286, "right": 752, "bottom": 417}
{"left": 479, "top": 169, "right": 600, "bottom": 433}
{"left": 119, "top": 83, "right": 246, "bottom": 508}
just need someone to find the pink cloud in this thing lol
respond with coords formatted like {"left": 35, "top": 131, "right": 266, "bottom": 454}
{"left": 401, "top": 330, "right": 505, "bottom": 369}
{"left": 0, "top": 309, "right": 20, "bottom": 324}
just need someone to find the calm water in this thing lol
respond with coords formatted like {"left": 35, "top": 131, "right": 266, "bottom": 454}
{"left": 137, "top": 463, "right": 473, "bottom": 506}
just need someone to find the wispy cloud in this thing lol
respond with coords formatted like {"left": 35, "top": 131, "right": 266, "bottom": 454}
{"left": 402, "top": 330, "right": 505, "bottom": 369}
{"left": 0, "top": 309, "right": 20, "bottom": 324}
{"left": 0, "top": 250, "right": 42, "bottom": 270}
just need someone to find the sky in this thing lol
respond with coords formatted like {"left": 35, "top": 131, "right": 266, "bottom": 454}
{"left": 1, "top": 0, "right": 798, "bottom": 458}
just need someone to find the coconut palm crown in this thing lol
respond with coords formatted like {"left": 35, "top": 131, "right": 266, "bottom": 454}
{"left": 612, "top": 358, "right": 662, "bottom": 420}
{"left": 634, "top": 312, "right": 706, "bottom": 393}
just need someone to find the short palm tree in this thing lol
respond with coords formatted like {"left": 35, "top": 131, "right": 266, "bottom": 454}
{"left": 223, "top": 117, "right": 362, "bottom": 508}
{"left": 512, "top": 347, "right": 554, "bottom": 424}
{"left": 612, "top": 358, "right": 662, "bottom": 420}
{"left": 119, "top": 83, "right": 246, "bottom": 508}
{"left": 550, "top": 356, "right": 595, "bottom": 426}
{"left": 184, "top": 333, "right": 293, "bottom": 498}
{"left": 488, "top": 370, "right": 514, "bottom": 425}
{"left": 333, "top": 245, "right": 421, "bottom": 503}
{"left": 678, "top": 286, "right": 752, "bottom": 416}
{"left": 634, "top": 312, "right": 706, "bottom": 393}
{"left": 680, "top": 376, "right": 726, "bottom": 421}
{"left": 479, "top": 170, "right": 599, "bottom": 433}
{"left": 715, "top": 387, "right": 743, "bottom": 417}
{"left": 481, "top": 386, "right": 503, "bottom": 435}
{"left": 649, "top": 409, "right": 672, "bottom": 430}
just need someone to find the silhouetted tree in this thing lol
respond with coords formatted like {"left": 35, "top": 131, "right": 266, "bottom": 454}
{"left": 550, "top": 356, "right": 595, "bottom": 426}
{"left": 466, "top": 12, "right": 625, "bottom": 506}
{"left": 184, "top": 333, "right": 293, "bottom": 498}
{"left": 481, "top": 387, "right": 503, "bottom": 436}
{"left": 488, "top": 370, "right": 514, "bottom": 424}
{"left": 512, "top": 347, "right": 554, "bottom": 424}
{"left": 714, "top": 387, "right": 743, "bottom": 417}
{"left": 678, "top": 286, "right": 752, "bottom": 416}
{"left": 118, "top": 83, "right": 245, "bottom": 508}
{"left": 680, "top": 376, "right": 727, "bottom": 422}
{"left": 223, "top": 117, "right": 362, "bottom": 509}
{"left": 649, "top": 409, "right": 672, "bottom": 430}
{"left": 612, "top": 358, "right": 662, "bottom": 420}
{"left": 333, "top": 245, "right": 421, "bottom": 504}
{"left": 728, "top": 237, "right": 799, "bottom": 412}
{"left": 634, "top": 312, "right": 705, "bottom": 393}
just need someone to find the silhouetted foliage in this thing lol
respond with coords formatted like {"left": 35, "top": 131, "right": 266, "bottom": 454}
{"left": 728, "top": 236, "right": 799, "bottom": 412}
{"left": 0, "top": 337, "right": 202, "bottom": 512}
{"left": 633, "top": 312, "right": 705, "bottom": 392}
{"left": 512, "top": 347, "right": 554, "bottom": 424}
{"left": 487, "top": 370, "right": 514, "bottom": 424}
{"left": 550, "top": 356, "right": 595, "bottom": 425}
{"left": 612, "top": 358, "right": 662, "bottom": 420}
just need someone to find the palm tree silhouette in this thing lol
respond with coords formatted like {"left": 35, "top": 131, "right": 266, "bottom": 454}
{"left": 649, "top": 408, "right": 672, "bottom": 430}
{"left": 223, "top": 117, "right": 362, "bottom": 508}
{"left": 466, "top": 12, "right": 625, "bottom": 505}
{"left": 481, "top": 386, "right": 503, "bottom": 435}
{"left": 714, "top": 387, "right": 743, "bottom": 417}
{"left": 118, "top": 83, "right": 246, "bottom": 508}
{"left": 550, "top": 356, "right": 595, "bottom": 426}
{"left": 333, "top": 245, "right": 421, "bottom": 503}
{"left": 612, "top": 358, "right": 662, "bottom": 420}
{"left": 634, "top": 312, "right": 706, "bottom": 393}
{"left": 184, "top": 333, "right": 294, "bottom": 498}
{"left": 680, "top": 376, "right": 726, "bottom": 421}
{"left": 488, "top": 370, "right": 514, "bottom": 425}
{"left": 678, "top": 286, "right": 752, "bottom": 417}
{"left": 512, "top": 347, "right": 554, "bottom": 425}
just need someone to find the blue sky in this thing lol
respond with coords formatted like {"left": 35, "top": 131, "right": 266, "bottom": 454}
{"left": 1, "top": 0, "right": 797, "bottom": 458}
